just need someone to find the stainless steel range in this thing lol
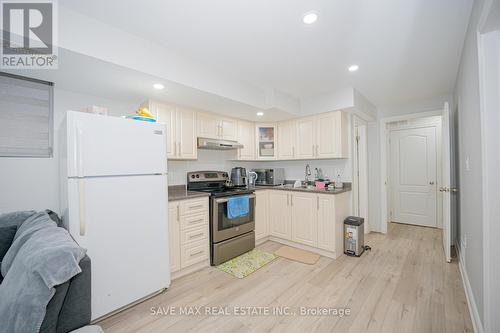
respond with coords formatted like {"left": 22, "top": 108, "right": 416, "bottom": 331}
{"left": 186, "top": 171, "right": 255, "bottom": 265}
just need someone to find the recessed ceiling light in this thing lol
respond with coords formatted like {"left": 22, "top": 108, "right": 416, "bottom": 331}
{"left": 153, "top": 83, "right": 165, "bottom": 90}
{"left": 256, "top": 112, "right": 264, "bottom": 117}
{"left": 348, "top": 65, "right": 359, "bottom": 72}
{"left": 302, "top": 11, "right": 319, "bottom": 24}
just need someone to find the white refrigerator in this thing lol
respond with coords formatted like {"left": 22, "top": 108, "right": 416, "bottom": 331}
{"left": 59, "top": 111, "right": 170, "bottom": 321}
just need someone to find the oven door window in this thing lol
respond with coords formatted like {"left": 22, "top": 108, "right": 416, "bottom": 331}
{"left": 216, "top": 196, "right": 255, "bottom": 231}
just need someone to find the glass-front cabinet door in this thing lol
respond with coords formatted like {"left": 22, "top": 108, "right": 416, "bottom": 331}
{"left": 256, "top": 123, "right": 277, "bottom": 160}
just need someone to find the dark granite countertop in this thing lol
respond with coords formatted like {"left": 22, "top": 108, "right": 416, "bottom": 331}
{"left": 254, "top": 182, "right": 351, "bottom": 195}
{"left": 168, "top": 185, "right": 210, "bottom": 202}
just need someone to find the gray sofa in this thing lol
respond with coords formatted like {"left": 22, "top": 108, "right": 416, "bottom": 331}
{"left": 0, "top": 211, "right": 92, "bottom": 333}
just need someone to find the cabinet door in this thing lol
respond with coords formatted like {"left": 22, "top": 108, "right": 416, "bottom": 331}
{"left": 221, "top": 118, "right": 237, "bottom": 141}
{"left": 295, "top": 117, "right": 316, "bottom": 159}
{"left": 317, "top": 194, "right": 335, "bottom": 251}
{"left": 278, "top": 120, "right": 296, "bottom": 160}
{"left": 269, "top": 191, "right": 291, "bottom": 239}
{"left": 316, "top": 111, "right": 348, "bottom": 158}
{"left": 237, "top": 120, "right": 255, "bottom": 160}
{"left": 168, "top": 202, "right": 181, "bottom": 273}
{"left": 255, "top": 191, "right": 269, "bottom": 240}
{"left": 150, "top": 102, "right": 176, "bottom": 159}
{"left": 197, "top": 112, "right": 219, "bottom": 139}
{"left": 256, "top": 123, "right": 277, "bottom": 160}
{"left": 176, "top": 108, "right": 197, "bottom": 159}
{"left": 291, "top": 193, "right": 318, "bottom": 247}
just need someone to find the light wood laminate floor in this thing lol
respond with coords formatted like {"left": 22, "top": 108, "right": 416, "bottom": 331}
{"left": 99, "top": 223, "right": 473, "bottom": 333}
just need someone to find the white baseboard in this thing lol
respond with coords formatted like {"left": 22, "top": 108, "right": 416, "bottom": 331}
{"left": 457, "top": 245, "right": 483, "bottom": 333}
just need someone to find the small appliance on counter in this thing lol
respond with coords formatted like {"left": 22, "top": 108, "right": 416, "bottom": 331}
{"left": 344, "top": 216, "right": 365, "bottom": 257}
{"left": 230, "top": 167, "right": 247, "bottom": 187}
{"left": 252, "top": 168, "right": 285, "bottom": 186}
{"left": 247, "top": 171, "right": 258, "bottom": 188}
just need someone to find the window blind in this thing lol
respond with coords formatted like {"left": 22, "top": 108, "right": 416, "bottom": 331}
{"left": 0, "top": 73, "right": 54, "bottom": 157}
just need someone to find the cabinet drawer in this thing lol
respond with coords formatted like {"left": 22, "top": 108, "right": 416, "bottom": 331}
{"left": 181, "top": 225, "right": 208, "bottom": 245}
{"left": 179, "top": 198, "right": 208, "bottom": 216}
{"left": 180, "top": 212, "right": 208, "bottom": 230}
{"left": 181, "top": 240, "right": 209, "bottom": 268}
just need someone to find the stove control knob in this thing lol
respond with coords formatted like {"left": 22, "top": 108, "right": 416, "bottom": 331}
{"left": 191, "top": 174, "right": 195, "bottom": 178}
{"left": 196, "top": 174, "right": 200, "bottom": 178}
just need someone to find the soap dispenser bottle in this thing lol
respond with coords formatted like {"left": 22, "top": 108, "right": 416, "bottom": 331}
{"left": 336, "top": 169, "right": 343, "bottom": 189}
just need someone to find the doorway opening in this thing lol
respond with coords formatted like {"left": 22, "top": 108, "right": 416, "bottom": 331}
{"left": 379, "top": 105, "right": 454, "bottom": 263}
{"left": 352, "top": 116, "right": 369, "bottom": 233}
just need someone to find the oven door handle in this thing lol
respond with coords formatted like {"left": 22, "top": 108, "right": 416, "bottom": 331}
{"left": 214, "top": 194, "right": 256, "bottom": 204}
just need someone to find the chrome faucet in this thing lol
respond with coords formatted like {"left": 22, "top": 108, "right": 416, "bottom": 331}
{"left": 305, "top": 164, "right": 312, "bottom": 182}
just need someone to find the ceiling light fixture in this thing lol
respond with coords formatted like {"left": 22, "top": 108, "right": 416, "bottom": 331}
{"left": 153, "top": 83, "right": 165, "bottom": 90}
{"left": 348, "top": 65, "right": 359, "bottom": 72}
{"left": 256, "top": 112, "right": 264, "bottom": 117}
{"left": 302, "top": 11, "right": 319, "bottom": 24}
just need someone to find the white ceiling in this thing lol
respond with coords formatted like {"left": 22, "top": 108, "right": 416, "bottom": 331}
{"left": 62, "top": 0, "right": 473, "bottom": 107}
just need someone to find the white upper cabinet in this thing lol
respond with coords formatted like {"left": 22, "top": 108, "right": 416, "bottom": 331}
{"left": 237, "top": 120, "right": 255, "bottom": 160}
{"left": 197, "top": 112, "right": 219, "bottom": 139}
{"left": 176, "top": 107, "right": 197, "bottom": 159}
{"left": 316, "top": 111, "right": 348, "bottom": 159}
{"left": 145, "top": 101, "right": 197, "bottom": 160}
{"left": 277, "top": 120, "right": 296, "bottom": 160}
{"left": 221, "top": 118, "right": 237, "bottom": 141}
{"left": 256, "top": 123, "right": 277, "bottom": 160}
{"left": 148, "top": 101, "right": 176, "bottom": 159}
{"left": 295, "top": 117, "right": 316, "bottom": 159}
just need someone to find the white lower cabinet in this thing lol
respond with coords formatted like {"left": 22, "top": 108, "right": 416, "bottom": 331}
{"left": 255, "top": 190, "right": 269, "bottom": 241}
{"left": 265, "top": 190, "right": 349, "bottom": 258}
{"left": 269, "top": 190, "right": 292, "bottom": 239}
{"left": 291, "top": 192, "right": 318, "bottom": 247}
{"left": 168, "top": 197, "right": 209, "bottom": 278}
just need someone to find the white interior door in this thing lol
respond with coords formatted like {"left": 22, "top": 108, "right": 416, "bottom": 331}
{"left": 441, "top": 103, "right": 452, "bottom": 262}
{"left": 390, "top": 127, "right": 437, "bottom": 227}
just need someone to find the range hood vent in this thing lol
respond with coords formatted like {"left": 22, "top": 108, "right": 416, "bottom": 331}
{"left": 197, "top": 137, "right": 244, "bottom": 150}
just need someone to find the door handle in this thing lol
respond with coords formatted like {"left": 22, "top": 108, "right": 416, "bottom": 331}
{"left": 439, "top": 187, "right": 449, "bottom": 192}
{"left": 78, "top": 179, "right": 86, "bottom": 236}
{"left": 450, "top": 188, "right": 458, "bottom": 193}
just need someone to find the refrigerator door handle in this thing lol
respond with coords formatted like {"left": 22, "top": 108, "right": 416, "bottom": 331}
{"left": 78, "top": 179, "right": 86, "bottom": 236}
{"left": 76, "top": 125, "right": 84, "bottom": 177}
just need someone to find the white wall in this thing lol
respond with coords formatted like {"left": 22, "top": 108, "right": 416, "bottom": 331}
{"left": 0, "top": 88, "right": 137, "bottom": 214}
{"left": 453, "top": 0, "right": 488, "bottom": 328}
{"left": 478, "top": 27, "right": 500, "bottom": 333}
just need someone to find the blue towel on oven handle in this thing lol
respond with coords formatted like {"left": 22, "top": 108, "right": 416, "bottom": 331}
{"left": 227, "top": 196, "right": 250, "bottom": 219}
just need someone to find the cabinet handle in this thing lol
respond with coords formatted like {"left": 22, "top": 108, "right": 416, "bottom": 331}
{"left": 188, "top": 204, "right": 204, "bottom": 209}
{"left": 316, "top": 145, "right": 319, "bottom": 156}
{"left": 174, "top": 141, "right": 177, "bottom": 156}
{"left": 290, "top": 195, "right": 293, "bottom": 206}
{"left": 317, "top": 196, "right": 319, "bottom": 210}
{"left": 177, "top": 205, "right": 180, "bottom": 220}
{"left": 287, "top": 194, "right": 289, "bottom": 206}
{"left": 312, "top": 145, "right": 315, "bottom": 156}
{"left": 292, "top": 146, "right": 295, "bottom": 157}
{"left": 190, "top": 250, "right": 204, "bottom": 257}
{"left": 189, "top": 232, "right": 204, "bottom": 240}
{"left": 178, "top": 142, "right": 181, "bottom": 155}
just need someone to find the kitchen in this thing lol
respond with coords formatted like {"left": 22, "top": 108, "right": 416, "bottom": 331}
{"left": 159, "top": 99, "right": 354, "bottom": 278}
